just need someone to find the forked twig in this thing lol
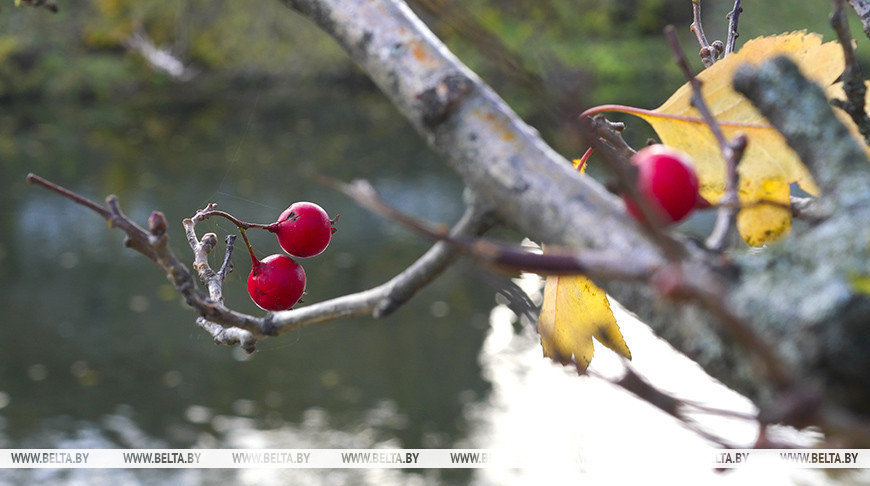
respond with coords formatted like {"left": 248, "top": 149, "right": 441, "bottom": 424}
{"left": 690, "top": 0, "right": 724, "bottom": 67}
{"left": 663, "top": 26, "right": 748, "bottom": 251}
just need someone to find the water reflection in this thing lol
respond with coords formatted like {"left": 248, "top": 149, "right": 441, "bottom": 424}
{"left": 1, "top": 87, "right": 864, "bottom": 486}
{"left": 0, "top": 292, "right": 860, "bottom": 484}
{"left": 0, "top": 87, "right": 489, "bottom": 467}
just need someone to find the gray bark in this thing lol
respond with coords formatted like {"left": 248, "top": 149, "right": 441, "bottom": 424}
{"left": 279, "top": 0, "right": 870, "bottom": 438}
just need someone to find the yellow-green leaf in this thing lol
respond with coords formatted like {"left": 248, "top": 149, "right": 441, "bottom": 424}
{"left": 537, "top": 273, "right": 631, "bottom": 374}
{"left": 736, "top": 176, "right": 792, "bottom": 246}
{"left": 634, "top": 32, "right": 844, "bottom": 245}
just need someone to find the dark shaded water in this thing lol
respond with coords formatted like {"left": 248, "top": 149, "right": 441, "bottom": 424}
{"left": 0, "top": 84, "right": 503, "bottom": 482}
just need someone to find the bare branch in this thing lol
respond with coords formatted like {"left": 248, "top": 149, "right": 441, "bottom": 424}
{"left": 690, "top": 0, "right": 723, "bottom": 67}
{"left": 662, "top": 27, "right": 749, "bottom": 251}
{"left": 724, "top": 0, "right": 743, "bottom": 56}
{"left": 325, "top": 177, "right": 657, "bottom": 281}
{"left": 26, "top": 173, "right": 111, "bottom": 219}
{"left": 196, "top": 317, "right": 258, "bottom": 354}
{"left": 830, "top": 0, "right": 870, "bottom": 145}
{"left": 27, "top": 173, "right": 494, "bottom": 353}
{"left": 265, "top": 198, "right": 495, "bottom": 330}
{"left": 789, "top": 195, "right": 830, "bottom": 222}
{"left": 217, "top": 235, "right": 236, "bottom": 282}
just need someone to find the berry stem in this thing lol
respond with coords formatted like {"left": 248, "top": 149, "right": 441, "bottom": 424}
{"left": 197, "top": 209, "right": 274, "bottom": 231}
{"left": 237, "top": 227, "right": 259, "bottom": 267}
{"left": 574, "top": 147, "right": 594, "bottom": 172}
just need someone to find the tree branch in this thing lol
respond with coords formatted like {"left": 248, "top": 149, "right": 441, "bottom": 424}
{"left": 27, "top": 173, "right": 495, "bottom": 353}
{"left": 266, "top": 195, "right": 495, "bottom": 329}
{"left": 732, "top": 57, "right": 870, "bottom": 420}
{"left": 276, "top": 0, "right": 870, "bottom": 442}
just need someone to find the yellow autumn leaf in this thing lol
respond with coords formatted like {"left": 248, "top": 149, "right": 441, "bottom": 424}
{"left": 647, "top": 31, "right": 842, "bottom": 195}
{"left": 587, "top": 32, "right": 846, "bottom": 245}
{"left": 537, "top": 273, "right": 631, "bottom": 374}
{"left": 648, "top": 32, "right": 844, "bottom": 245}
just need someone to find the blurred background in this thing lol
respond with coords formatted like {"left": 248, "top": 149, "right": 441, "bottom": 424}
{"left": 0, "top": 0, "right": 866, "bottom": 484}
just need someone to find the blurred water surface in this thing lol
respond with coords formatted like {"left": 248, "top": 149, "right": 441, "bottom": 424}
{"left": 0, "top": 85, "right": 855, "bottom": 486}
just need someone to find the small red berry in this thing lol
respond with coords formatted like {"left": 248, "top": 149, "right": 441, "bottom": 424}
{"left": 624, "top": 145, "right": 700, "bottom": 225}
{"left": 270, "top": 202, "right": 335, "bottom": 258}
{"left": 247, "top": 254, "right": 306, "bottom": 311}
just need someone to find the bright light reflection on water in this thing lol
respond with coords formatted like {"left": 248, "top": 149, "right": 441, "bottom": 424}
{"left": 2, "top": 275, "right": 868, "bottom": 485}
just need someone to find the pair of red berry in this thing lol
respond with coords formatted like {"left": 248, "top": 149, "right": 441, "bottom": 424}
{"left": 246, "top": 202, "right": 335, "bottom": 311}
{"left": 622, "top": 144, "right": 704, "bottom": 225}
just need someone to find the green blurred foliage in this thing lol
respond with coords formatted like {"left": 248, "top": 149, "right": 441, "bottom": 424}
{"left": 1, "top": 0, "right": 856, "bottom": 107}
{"left": 0, "top": 0, "right": 859, "bottom": 156}
{"left": 412, "top": 0, "right": 850, "bottom": 109}
{"left": 0, "top": 0, "right": 349, "bottom": 100}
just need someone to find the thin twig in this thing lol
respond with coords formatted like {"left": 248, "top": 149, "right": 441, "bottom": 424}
{"left": 789, "top": 195, "right": 830, "bottom": 222}
{"left": 705, "top": 134, "right": 747, "bottom": 251}
{"left": 580, "top": 116, "right": 689, "bottom": 262}
{"left": 665, "top": 26, "right": 728, "bottom": 148}
{"left": 323, "top": 177, "right": 658, "bottom": 281}
{"left": 690, "top": 0, "right": 710, "bottom": 50}
{"left": 671, "top": 262, "right": 795, "bottom": 390}
{"left": 663, "top": 27, "right": 748, "bottom": 251}
{"left": 217, "top": 235, "right": 236, "bottom": 282}
{"left": 26, "top": 173, "right": 112, "bottom": 219}
{"left": 831, "top": 0, "right": 870, "bottom": 145}
{"left": 724, "top": 0, "right": 743, "bottom": 55}
{"left": 589, "top": 366, "right": 760, "bottom": 449}
{"left": 192, "top": 206, "right": 274, "bottom": 230}
{"left": 690, "top": 0, "right": 722, "bottom": 67}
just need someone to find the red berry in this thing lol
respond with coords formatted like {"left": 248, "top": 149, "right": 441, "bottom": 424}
{"left": 247, "top": 254, "right": 306, "bottom": 311}
{"left": 270, "top": 202, "right": 334, "bottom": 258}
{"left": 624, "top": 145, "right": 700, "bottom": 225}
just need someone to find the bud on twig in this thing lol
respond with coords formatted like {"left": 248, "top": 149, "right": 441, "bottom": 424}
{"left": 148, "top": 210, "right": 168, "bottom": 237}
